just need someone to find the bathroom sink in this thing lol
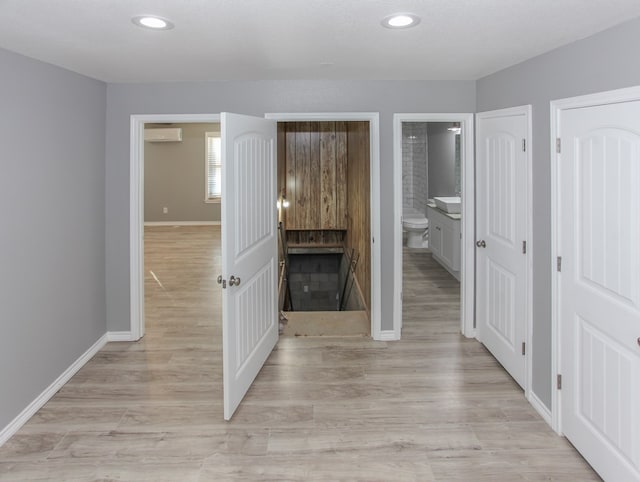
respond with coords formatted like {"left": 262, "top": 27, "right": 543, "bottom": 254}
{"left": 434, "top": 196, "right": 461, "bottom": 214}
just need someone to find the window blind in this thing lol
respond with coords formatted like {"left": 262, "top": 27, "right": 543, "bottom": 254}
{"left": 207, "top": 135, "right": 221, "bottom": 199}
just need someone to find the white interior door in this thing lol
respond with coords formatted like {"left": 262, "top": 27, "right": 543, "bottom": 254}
{"left": 558, "top": 100, "right": 640, "bottom": 482}
{"left": 221, "top": 112, "right": 278, "bottom": 420}
{"left": 476, "top": 108, "right": 529, "bottom": 389}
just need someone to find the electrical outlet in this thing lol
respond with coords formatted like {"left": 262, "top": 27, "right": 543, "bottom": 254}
{"left": 163, "top": 207, "right": 168, "bottom": 214}
{"left": 303, "top": 285, "right": 309, "bottom": 293}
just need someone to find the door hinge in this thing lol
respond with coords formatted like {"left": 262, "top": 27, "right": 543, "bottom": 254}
{"left": 522, "top": 240, "right": 527, "bottom": 254}
{"left": 556, "top": 138, "right": 561, "bottom": 154}
{"left": 557, "top": 374, "right": 562, "bottom": 390}
{"left": 521, "top": 342, "right": 526, "bottom": 356}
{"left": 522, "top": 139, "right": 526, "bottom": 152}
{"left": 557, "top": 256, "right": 562, "bottom": 272}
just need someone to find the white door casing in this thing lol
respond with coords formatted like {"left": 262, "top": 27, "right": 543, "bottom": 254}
{"left": 392, "top": 113, "right": 476, "bottom": 340}
{"left": 221, "top": 113, "right": 278, "bottom": 420}
{"left": 264, "top": 112, "right": 382, "bottom": 340}
{"left": 554, "top": 96, "right": 640, "bottom": 482}
{"left": 476, "top": 107, "right": 531, "bottom": 390}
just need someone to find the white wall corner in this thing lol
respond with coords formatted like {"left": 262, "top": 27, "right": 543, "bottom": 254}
{"left": 107, "top": 331, "right": 137, "bottom": 342}
{"left": 0, "top": 333, "right": 108, "bottom": 447}
{"left": 527, "top": 390, "right": 553, "bottom": 428}
{"left": 375, "top": 330, "right": 400, "bottom": 341}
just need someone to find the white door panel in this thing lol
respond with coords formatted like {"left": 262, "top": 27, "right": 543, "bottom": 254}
{"left": 221, "top": 113, "right": 278, "bottom": 420}
{"left": 476, "top": 110, "right": 529, "bottom": 388}
{"left": 559, "top": 100, "right": 640, "bottom": 482}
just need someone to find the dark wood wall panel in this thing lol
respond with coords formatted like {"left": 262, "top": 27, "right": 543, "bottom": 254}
{"left": 276, "top": 120, "right": 370, "bottom": 313}
{"left": 335, "top": 122, "right": 348, "bottom": 230}
{"left": 295, "top": 122, "right": 311, "bottom": 228}
{"left": 344, "top": 121, "right": 371, "bottom": 312}
{"left": 285, "top": 125, "right": 297, "bottom": 225}
{"left": 280, "top": 122, "right": 348, "bottom": 230}
{"left": 286, "top": 230, "right": 344, "bottom": 247}
{"left": 320, "top": 123, "right": 336, "bottom": 228}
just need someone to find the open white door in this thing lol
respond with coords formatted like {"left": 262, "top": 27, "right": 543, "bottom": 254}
{"left": 557, "top": 99, "right": 640, "bottom": 482}
{"left": 476, "top": 107, "right": 530, "bottom": 389}
{"left": 221, "top": 112, "right": 278, "bottom": 420}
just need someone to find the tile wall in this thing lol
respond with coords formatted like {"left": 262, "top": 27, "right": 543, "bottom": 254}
{"left": 402, "top": 123, "right": 428, "bottom": 214}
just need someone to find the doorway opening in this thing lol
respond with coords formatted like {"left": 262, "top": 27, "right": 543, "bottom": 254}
{"left": 266, "top": 113, "right": 382, "bottom": 339}
{"left": 142, "top": 121, "right": 221, "bottom": 341}
{"left": 130, "top": 112, "right": 382, "bottom": 342}
{"left": 393, "top": 114, "right": 475, "bottom": 340}
{"left": 130, "top": 114, "right": 221, "bottom": 340}
{"left": 275, "top": 120, "right": 371, "bottom": 337}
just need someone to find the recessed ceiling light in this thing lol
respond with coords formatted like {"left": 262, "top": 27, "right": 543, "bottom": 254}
{"left": 132, "top": 16, "right": 174, "bottom": 30}
{"left": 381, "top": 13, "right": 421, "bottom": 29}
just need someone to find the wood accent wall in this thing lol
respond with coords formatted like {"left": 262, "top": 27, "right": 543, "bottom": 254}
{"left": 279, "top": 122, "right": 348, "bottom": 230}
{"left": 344, "top": 122, "right": 371, "bottom": 312}
{"left": 277, "top": 120, "right": 371, "bottom": 314}
{"left": 286, "top": 230, "right": 344, "bottom": 247}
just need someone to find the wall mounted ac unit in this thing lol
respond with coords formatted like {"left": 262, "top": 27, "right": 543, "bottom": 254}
{"left": 144, "top": 127, "right": 183, "bottom": 142}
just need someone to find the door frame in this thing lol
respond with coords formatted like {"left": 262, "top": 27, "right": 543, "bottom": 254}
{"left": 264, "top": 112, "right": 382, "bottom": 340}
{"left": 392, "top": 113, "right": 475, "bottom": 339}
{"left": 129, "top": 113, "right": 221, "bottom": 340}
{"left": 476, "top": 105, "right": 534, "bottom": 402}
{"left": 550, "top": 85, "right": 640, "bottom": 434}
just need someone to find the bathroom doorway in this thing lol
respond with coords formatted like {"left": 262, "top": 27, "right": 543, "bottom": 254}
{"left": 392, "top": 114, "right": 475, "bottom": 339}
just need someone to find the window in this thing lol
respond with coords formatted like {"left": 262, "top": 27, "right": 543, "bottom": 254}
{"left": 205, "top": 132, "right": 221, "bottom": 202}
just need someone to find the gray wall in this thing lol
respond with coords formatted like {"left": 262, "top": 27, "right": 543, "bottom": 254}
{"left": 0, "top": 49, "right": 106, "bottom": 429}
{"left": 144, "top": 123, "right": 221, "bottom": 222}
{"left": 106, "top": 80, "right": 476, "bottom": 332}
{"left": 427, "top": 123, "right": 457, "bottom": 198}
{"left": 477, "top": 16, "right": 640, "bottom": 409}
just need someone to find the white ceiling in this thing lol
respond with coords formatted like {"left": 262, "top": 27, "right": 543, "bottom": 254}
{"left": 1, "top": 0, "right": 639, "bottom": 83}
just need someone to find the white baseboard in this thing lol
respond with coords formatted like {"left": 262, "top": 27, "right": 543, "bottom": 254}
{"left": 107, "top": 331, "right": 136, "bottom": 342}
{"left": 528, "top": 390, "right": 552, "bottom": 427}
{"left": 144, "top": 221, "right": 221, "bottom": 226}
{"left": 375, "top": 330, "right": 399, "bottom": 341}
{"left": 0, "top": 333, "right": 108, "bottom": 447}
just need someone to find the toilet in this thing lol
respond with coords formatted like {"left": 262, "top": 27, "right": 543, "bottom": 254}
{"left": 403, "top": 212, "right": 429, "bottom": 248}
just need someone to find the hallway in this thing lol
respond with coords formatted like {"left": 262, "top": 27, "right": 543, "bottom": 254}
{"left": 0, "top": 227, "right": 599, "bottom": 480}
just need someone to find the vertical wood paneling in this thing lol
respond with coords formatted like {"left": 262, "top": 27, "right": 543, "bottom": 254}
{"left": 295, "top": 122, "right": 311, "bottom": 229}
{"left": 344, "top": 122, "right": 371, "bottom": 313}
{"left": 286, "top": 230, "right": 344, "bottom": 247}
{"left": 336, "top": 122, "right": 348, "bottom": 230}
{"left": 277, "top": 120, "right": 370, "bottom": 313}
{"left": 280, "top": 121, "right": 349, "bottom": 232}
{"left": 309, "top": 122, "right": 321, "bottom": 229}
{"left": 285, "top": 124, "right": 297, "bottom": 228}
{"left": 320, "top": 122, "right": 337, "bottom": 228}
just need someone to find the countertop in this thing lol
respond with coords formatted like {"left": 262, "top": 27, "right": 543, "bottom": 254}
{"left": 427, "top": 202, "right": 462, "bottom": 220}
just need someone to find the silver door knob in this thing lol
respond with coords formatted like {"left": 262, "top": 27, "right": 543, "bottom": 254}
{"left": 229, "top": 275, "right": 241, "bottom": 287}
{"left": 476, "top": 240, "right": 486, "bottom": 248}
{"left": 217, "top": 275, "right": 223, "bottom": 284}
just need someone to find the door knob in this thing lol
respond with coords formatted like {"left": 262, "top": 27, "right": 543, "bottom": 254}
{"left": 217, "top": 275, "right": 223, "bottom": 284}
{"left": 476, "top": 240, "right": 486, "bottom": 248}
{"left": 637, "top": 337, "right": 640, "bottom": 347}
{"left": 229, "top": 275, "right": 241, "bottom": 287}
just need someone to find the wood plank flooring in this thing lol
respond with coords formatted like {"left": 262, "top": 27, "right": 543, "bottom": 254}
{"left": 0, "top": 227, "right": 600, "bottom": 481}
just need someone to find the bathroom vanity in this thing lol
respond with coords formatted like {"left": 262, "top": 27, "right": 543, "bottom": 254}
{"left": 427, "top": 202, "right": 461, "bottom": 281}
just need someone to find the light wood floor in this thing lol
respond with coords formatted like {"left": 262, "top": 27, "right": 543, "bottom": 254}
{"left": 0, "top": 226, "right": 600, "bottom": 481}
